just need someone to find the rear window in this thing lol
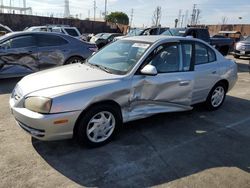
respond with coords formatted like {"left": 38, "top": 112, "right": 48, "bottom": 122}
{"left": 195, "top": 42, "right": 216, "bottom": 65}
{"left": 1, "top": 35, "right": 36, "bottom": 49}
{"left": 36, "top": 34, "right": 68, "bottom": 47}
{"left": 64, "top": 28, "right": 79, "bottom": 37}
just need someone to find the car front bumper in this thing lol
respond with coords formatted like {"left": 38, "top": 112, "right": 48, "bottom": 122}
{"left": 233, "top": 50, "right": 250, "bottom": 56}
{"left": 10, "top": 98, "right": 82, "bottom": 141}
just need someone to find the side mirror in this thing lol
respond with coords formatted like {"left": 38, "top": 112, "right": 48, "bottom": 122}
{"left": 140, "top": 64, "right": 157, "bottom": 76}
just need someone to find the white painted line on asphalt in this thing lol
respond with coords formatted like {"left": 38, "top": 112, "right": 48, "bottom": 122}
{"left": 226, "top": 117, "right": 250, "bottom": 128}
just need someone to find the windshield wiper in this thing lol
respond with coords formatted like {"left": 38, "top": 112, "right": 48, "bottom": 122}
{"left": 86, "top": 63, "right": 113, "bottom": 74}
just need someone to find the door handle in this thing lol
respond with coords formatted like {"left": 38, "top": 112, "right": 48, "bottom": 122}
{"left": 179, "top": 81, "right": 190, "bottom": 86}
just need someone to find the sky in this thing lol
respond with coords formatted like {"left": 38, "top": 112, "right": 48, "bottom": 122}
{"left": 2, "top": 0, "right": 250, "bottom": 27}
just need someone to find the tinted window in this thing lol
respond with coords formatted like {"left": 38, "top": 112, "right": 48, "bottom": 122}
{"left": 195, "top": 43, "right": 216, "bottom": 65}
{"left": 36, "top": 35, "right": 68, "bottom": 47}
{"left": 1, "top": 35, "right": 35, "bottom": 49}
{"left": 195, "top": 43, "right": 209, "bottom": 65}
{"left": 64, "top": 28, "right": 79, "bottom": 37}
{"left": 149, "top": 43, "right": 181, "bottom": 73}
{"left": 182, "top": 44, "right": 192, "bottom": 71}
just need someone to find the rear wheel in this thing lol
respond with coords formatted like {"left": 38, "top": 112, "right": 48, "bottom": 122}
{"left": 65, "top": 56, "right": 84, "bottom": 65}
{"left": 75, "top": 104, "right": 122, "bottom": 147}
{"left": 205, "top": 83, "right": 226, "bottom": 110}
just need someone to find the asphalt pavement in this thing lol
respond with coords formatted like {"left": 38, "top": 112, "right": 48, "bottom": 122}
{"left": 0, "top": 56, "right": 249, "bottom": 188}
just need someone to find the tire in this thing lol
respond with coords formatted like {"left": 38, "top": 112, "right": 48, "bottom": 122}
{"left": 65, "top": 56, "right": 84, "bottom": 65}
{"left": 205, "top": 83, "right": 227, "bottom": 111}
{"left": 233, "top": 54, "right": 240, "bottom": 59}
{"left": 75, "top": 104, "right": 122, "bottom": 147}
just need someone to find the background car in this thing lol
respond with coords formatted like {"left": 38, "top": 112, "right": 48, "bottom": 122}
{"left": 0, "top": 23, "right": 13, "bottom": 36}
{"left": 25, "top": 25, "right": 83, "bottom": 41}
{"left": 10, "top": 36, "right": 237, "bottom": 147}
{"left": 114, "top": 27, "right": 169, "bottom": 41}
{"left": 233, "top": 36, "right": 250, "bottom": 58}
{"left": 91, "top": 33, "right": 123, "bottom": 49}
{"left": 51, "top": 26, "right": 82, "bottom": 40}
{"left": 0, "top": 32, "right": 97, "bottom": 78}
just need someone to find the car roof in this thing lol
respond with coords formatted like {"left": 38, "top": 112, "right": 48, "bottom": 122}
{"left": 122, "top": 35, "right": 185, "bottom": 43}
{"left": 122, "top": 35, "right": 208, "bottom": 44}
{"left": 7, "top": 31, "right": 66, "bottom": 36}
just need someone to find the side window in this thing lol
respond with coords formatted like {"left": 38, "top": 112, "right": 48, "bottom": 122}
{"left": 36, "top": 35, "right": 68, "bottom": 47}
{"left": 1, "top": 35, "right": 35, "bottom": 49}
{"left": 208, "top": 47, "right": 216, "bottom": 62}
{"left": 182, "top": 43, "right": 192, "bottom": 71}
{"left": 149, "top": 43, "right": 181, "bottom": 73}
{"left": 195, "top": 43, "right": 209, "bottom": 65}
{"left": 195, "top": 42, "right": 216, "bottom": 65}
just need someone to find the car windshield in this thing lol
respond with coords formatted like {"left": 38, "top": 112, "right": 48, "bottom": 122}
{"left": 162, "top": 28, "right": 186, "bottom": 36}
{"left": 87, "top": 40, "right": 151, "bottom": 75}
{"left": 127, "top": 29, "right": 143, "bottom": 36}
{"left": 244, "top": 36, "right": 250, "bottom": 41}
{"left": 100, "top": 33, "right": 112, "bottom": 39}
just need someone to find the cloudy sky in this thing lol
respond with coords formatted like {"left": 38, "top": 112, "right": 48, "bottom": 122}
{"left": 3, "top": 0, "right": 250, "bottom": 27}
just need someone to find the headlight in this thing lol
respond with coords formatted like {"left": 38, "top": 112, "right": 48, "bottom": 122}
{"left": 24, "top": 97, "right": 52, "bottom": 114}
{"left": 236, "top": 43, "right": 242, "bottom": 49}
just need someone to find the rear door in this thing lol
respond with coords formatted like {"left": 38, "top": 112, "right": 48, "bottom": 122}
{"left": 0, "top": 35, "right": 38, "bottom": 78}
{"left": 192, "top": 41, "right": 220, "bottom": 103}
{"left": 35, "top": 34, "right": 70, "bottom": 70}
{"left": 130, "top": 42, "right": 195, "bottom": 120}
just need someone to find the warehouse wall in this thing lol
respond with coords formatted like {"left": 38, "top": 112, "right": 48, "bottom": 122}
{"left": 208, "top": 24, "right": 250, "bottom": 36}
{"left": 0, "top": 13, "right": 128, "bottom": 34}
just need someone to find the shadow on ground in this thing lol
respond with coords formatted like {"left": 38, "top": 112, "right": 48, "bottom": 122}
{"left": 237, "top": 62, "right": 250, "bottom": 73}
{"left": 32, "top": 96, "right": 250, "bottom": 187}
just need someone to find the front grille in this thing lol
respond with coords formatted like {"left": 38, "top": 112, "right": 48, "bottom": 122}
{"left": 17, "top": 120, "right": 45, "bottom": 137}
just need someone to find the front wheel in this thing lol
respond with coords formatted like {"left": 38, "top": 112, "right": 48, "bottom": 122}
{"left": 205, "top": 84, "right": 226, "bottom": 110}
{"left": 75, "top": 104, "right": 122, "bottom": 147}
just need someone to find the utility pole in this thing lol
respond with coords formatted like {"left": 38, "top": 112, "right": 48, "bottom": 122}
{"left": 9, "top": 0, "right": 11, "bottom": 13}
{"left": 93, "top": 0, "right": 97, "bottom": 21}
{"left": 130, "top": 8, "right": 134, "bottom": 28}
{"left": 104, "top": 0, "right": 107, "bottom": 18}
{"left": 195, "top": 9, "right": 201, "bottom": 25}
{"left": 88, "top": 9, "right": 90, "bottom": 19}
{"left": 191, "top": 4, "right": 196, "bottom": 25}
{"left": 178, "top": 9, "right": 182, "bottom": 27}
{"left": 181, "top": 14, "right": 184, "bottom": 27}
{"left": 184, "top": 10, "right": 189, "bottom": 27}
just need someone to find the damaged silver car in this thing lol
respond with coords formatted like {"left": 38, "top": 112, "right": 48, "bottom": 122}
{"left": 10, "top": 36, "right": 238, "bottom": 147}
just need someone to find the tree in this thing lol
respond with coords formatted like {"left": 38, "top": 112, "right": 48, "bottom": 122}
{"left": 105, "top": 12, "right": 129, "bottom": 25}
{"left": 152, "top": 6, "right": 162, "bottom": 26}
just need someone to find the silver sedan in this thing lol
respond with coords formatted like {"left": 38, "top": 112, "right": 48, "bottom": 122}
{"left": 10, "top": 36, "right": 238, "bottom": 147}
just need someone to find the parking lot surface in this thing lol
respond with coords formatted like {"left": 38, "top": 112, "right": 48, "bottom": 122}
{"left": 0, "top": 56, "right": 250, "bottom": 188}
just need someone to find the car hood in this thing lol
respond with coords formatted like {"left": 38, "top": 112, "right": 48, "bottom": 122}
{"left": 17, "top": 63, "right": 122, "bottom": 97}
{"left": 238, "top": 40, "right": 250, "bottom": 45}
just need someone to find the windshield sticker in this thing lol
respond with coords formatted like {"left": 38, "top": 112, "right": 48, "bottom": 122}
{"left": 132, "top": 43, "right": 150, "bottom": 49}
{"left": 179, "top": 31, "right": 185, "bottom": 33}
